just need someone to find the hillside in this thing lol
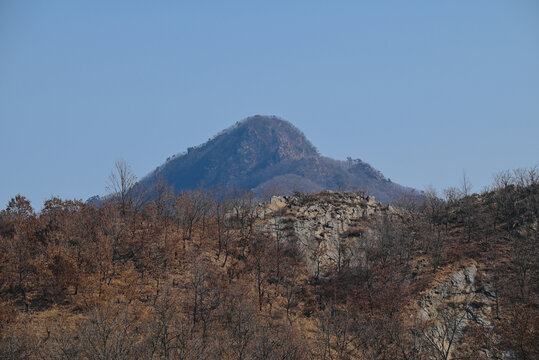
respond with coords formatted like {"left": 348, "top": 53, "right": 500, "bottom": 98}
{"left": 1, "top": 168, "right": 537, "bottom": 359}
{"left": 141, "top": 115, "right": 420, "bottom": 203}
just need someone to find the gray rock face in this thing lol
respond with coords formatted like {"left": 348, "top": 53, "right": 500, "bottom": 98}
{"left": 417, "top": 263, "right": 497, "bottom": 358}
{"left": 419, "top": 264, "right": 479, "bottom": 320}
{"left": 259, "top": 191, "right": 397, "bottom": 274}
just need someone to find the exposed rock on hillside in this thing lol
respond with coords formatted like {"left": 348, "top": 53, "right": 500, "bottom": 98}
{"left": 259, "top": 191, "right": 399, "bottom": 274}
{"left": 415, "top": 263, "right": 501, "bottom": 359}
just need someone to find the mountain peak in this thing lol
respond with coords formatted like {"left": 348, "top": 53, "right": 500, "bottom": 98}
{"left": 142, "top": 116, "right": 418, "bottom": 203}
{"left": 237, "top": 114, "right": 285, "bottom": 126}
{"left": 229, "top": 115, "right": 318, "bottom": 161}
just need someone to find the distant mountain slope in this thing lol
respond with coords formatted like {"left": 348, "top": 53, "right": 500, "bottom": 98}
{"left": 141, "top": 115, "right": 420, "bottom": 203}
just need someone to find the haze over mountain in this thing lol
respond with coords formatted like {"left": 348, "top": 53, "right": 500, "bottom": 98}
{"left": 141, "top": 116, "right": 420, "bottom": 203}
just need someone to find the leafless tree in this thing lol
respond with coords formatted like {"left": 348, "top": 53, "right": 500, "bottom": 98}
{"left": 313, "top": 301, "right": 358, "bottom": 360}
{"left": 146, "top": 286, "right": 194, "bottom": 360}
{"left": 107, "top": 159, "right": 138, "bottom": 218}
{"left": 416, "top": 298, "right": 472, "bottom": 360}
{"left": 78, "top": 303, "right": 140, "bottom": 360}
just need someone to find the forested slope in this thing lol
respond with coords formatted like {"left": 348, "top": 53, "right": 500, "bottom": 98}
{"left": 0, "top": 168, "right": 537, "bottom": 359}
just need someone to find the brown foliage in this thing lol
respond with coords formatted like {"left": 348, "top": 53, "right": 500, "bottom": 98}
{"left": 0, "top": 169, "right": 537, "bottom": 359}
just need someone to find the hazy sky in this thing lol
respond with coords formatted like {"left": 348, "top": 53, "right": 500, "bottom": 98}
{"left": 1, "top": 1, "right": 538, "bottom": 209}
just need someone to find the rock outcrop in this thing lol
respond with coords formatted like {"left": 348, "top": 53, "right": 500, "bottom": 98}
{"left": 416, "top": 263, "right": 499, "bottom": 359}
{"left": 259, "top": 191, "right": 399, "bottom": 274}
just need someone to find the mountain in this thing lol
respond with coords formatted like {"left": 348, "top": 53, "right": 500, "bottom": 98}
{"left": 141, "top": 115, "right": 420, "bottom": 203}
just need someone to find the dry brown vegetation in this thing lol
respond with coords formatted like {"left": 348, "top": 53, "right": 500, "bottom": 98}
{"left": 0, "top": 167, "right": 537, "bottom": 359}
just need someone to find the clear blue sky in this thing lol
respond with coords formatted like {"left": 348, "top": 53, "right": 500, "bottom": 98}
{"left": 1, "top": 1, "right": 538, "bottom": 209}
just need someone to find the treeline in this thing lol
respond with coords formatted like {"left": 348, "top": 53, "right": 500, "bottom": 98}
{"left": 0, "top": 166, "right": 537, "bottom": 359}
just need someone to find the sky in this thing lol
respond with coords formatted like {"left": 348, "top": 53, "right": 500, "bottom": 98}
{"left": 1, "top": 1, "right": 538, "bottom": 209}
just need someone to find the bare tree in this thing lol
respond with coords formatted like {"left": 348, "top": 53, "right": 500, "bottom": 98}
{"left": 147, "top": 286, "right": 194, "bottom": 360}
{"left": 459, "top": 171, "right": 472, "bottom": 198}
{"left": 79, "top": 303, "right": 140, "bottom": 360}
{"left": 107, "top": 159, "right": 138, "bottom": 217}
{"left": 174, "top": 190, "right": 205, "bottom": 249}
{"left": 416, "top": 298, "right": 472, "bottom": 360}
{"left": 314, "top": 301, "right": 358, "bottom": 360}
